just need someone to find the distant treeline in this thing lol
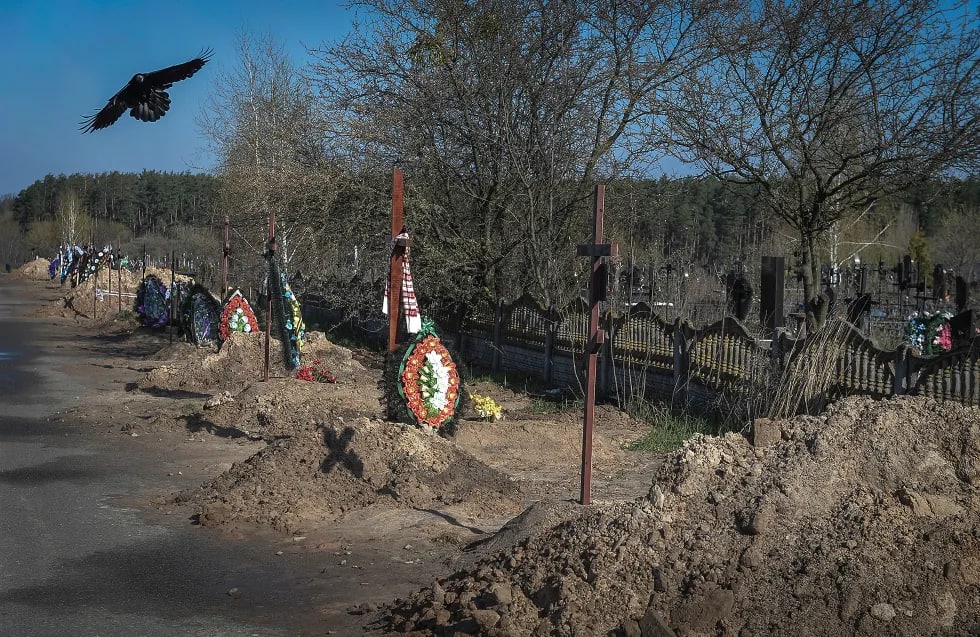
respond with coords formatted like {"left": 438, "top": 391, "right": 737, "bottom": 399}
{"left": 11, "top": 170, "right": 221, "bottom": 235}
{"left": 9, "top": 171, "right": 980, "bottom": 268}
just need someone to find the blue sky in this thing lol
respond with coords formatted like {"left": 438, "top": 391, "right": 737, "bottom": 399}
{"left": 0, "top": 0, "right": 356, "bottom": 196}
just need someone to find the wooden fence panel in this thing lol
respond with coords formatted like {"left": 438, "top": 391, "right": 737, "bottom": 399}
{"left": 300, "top": 291, "right": 980, "bottom": 406}
{"left": 912, "top": 339, "right": 980, "bottom": 406}
{"left": 468, "top": 300, "right": 496, "bottom": 333}
{"left": 611, "top": 303, "right": 674, "bottom": 372}
{"left": 504, "top": 293, "right": 551, "bottom": 351}
{"left": 689, "top": 317, "right": 766, "bottom": 391}
{"left": 554, "top": 298, "right": 590, "bottom": 354}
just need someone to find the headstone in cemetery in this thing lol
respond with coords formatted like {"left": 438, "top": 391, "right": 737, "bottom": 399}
{"left": 955, "top": 276, "right": 969, "bottom": 312}
{"left": 949, "top": 310, "right": 973, "bottom": 345}
{"left": 847, "top": 293, "right": 873, "bottom": 329}
{"left": 901, "top": 255, "right": 914, "bottom": 289}
{"left": 933, "top": 264, "right": 948, "bottom": 300}
{"left": 760, "top": 256, "right": 785, "bottom": 333}
{"left": 858, "top": 266, "right": 868, "bottom": 294}
{"left": 725, "top": 267, "right": 753, "bottom": 321}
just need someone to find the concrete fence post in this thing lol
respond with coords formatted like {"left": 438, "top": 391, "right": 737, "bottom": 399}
{"left": 673, "top": 318, "right": 693, "bottom": 402}
{"left": 544, "top": 306, "right": 556, "bottom": 385}
{"left": 893, "top": 345, "right": 911, "bottom": 395}
{"left": 599, "top": 310, "right": 614, "bottom": 397}
{"left": 492, "top": 299, "right": 504, "bottom": 371}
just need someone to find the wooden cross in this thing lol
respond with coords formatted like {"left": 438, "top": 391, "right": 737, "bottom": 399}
{"left": 222, "top": 215, "right": 230, "bottom": 294}
{"left": 576, "top": 184, "right": 618, "bottom": 506}
{"left": 387, "top": 167, "right": 413, "bottom": 352}
{"left": 263, "top": 209, "right": 276, "bottom": 381}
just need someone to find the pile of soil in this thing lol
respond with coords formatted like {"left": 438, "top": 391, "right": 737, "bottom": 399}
{"left": 31, "top": 265, "right": 191, "bottom": 318}
{"left": 32, "top": 266, "right": 977, "bottom": 635}
{"left": 379, "top": 395, "right": 980, "bottom": 636}
{"left": 140, "top": 330, "right": 375, "bottom": 396}
{"left": 11, "top": 258, "right": 52, "bottom": 281}
{"left": 179, "top": 417, "right": 525, "bottom": 535}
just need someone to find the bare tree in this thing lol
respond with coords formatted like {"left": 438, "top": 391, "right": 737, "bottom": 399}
{"left": 199, "top": 30, "right": 342, "bottom": 280}
{"left": 311, "top": 0, "right": 728, "bottom": 312}
{"left": 665, "top": 0, "right": 980, "bottom": 325}
{"left": 933, "top": 204, "right": 980, "bottom": 280}
{"left": 56, "top": 191, "right": 92, "bottom": 247}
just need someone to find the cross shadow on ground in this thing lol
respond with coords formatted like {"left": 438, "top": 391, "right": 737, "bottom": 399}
{"left": 125, "top": 384, "right": 211, "bottom": 399}
{"left": 179, "top": 412, "right": 249, "bottom": 439}
{"left": 320, "top": 426, "right": 363, "bottom": 478}
{"left": 413, "top": 508, "right": 487, "bottom": 534}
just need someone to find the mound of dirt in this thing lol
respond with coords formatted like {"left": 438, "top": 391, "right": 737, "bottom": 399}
{"left": 140, "top": 331, "right": 371, "bottom": 395}
{"left": 192, "top": 375, "right": 383, "bottom": 442}
{"left": 179, "top": 417, "right": 525, "bottom": 535}
{"left": 12, "top": 258, "right": 52, "bottom": 281}
{"left": 30, "top": 265, "right": 191, "bottom": 318}
{"left": 380, "top": 395, "right": 980, "bottom": 636}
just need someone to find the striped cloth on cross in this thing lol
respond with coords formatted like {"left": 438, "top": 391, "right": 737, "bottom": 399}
{"left": 382, "top": 231, "right": 422, "bottom": 333}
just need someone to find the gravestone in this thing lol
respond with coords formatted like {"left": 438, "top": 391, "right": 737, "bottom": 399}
{"left": 725, "top": 272, "right": 753, "bottom": 321}
{"left": 933, "top": 264, "right": 947, "bottom": 300}
{"left": 950, "top": 310, "right": 973, "bottom": 344}
{"left": 759, "top": 256, "right": 785, "bottom": 333}
{"left": 955, "top": 276, "right": 969, "bottom": 312}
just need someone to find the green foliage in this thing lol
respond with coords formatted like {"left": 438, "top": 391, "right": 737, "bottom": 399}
{"left": 625, "top": 403, "right": 717, "bottom": 453}
{"left": 908, "top": 231, "right": 931, "bottom": 281}
{"left": 12, "top": 171, "right": 220, "bottom": 235}
{"left": 528, "top": 395, "right": 583, "bottom": 415}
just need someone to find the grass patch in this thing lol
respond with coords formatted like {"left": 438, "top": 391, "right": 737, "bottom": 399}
{"left": 528, "top": 395, "right": 582, "bottom": 415}
{"left": 625, "top": 402, "right": 717, "bottom": 453}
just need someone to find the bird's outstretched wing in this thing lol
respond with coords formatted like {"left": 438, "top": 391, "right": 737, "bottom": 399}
{"left": 79, "top": 96, "right": 128, "bottom": 133}
{"left": 80, "top": 48, "right": 212, "bottom": 133}
{"left": 144, "top": 48, "right": 213, "bottom": 87}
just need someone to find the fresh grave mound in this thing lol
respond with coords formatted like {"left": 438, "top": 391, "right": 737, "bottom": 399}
{"left": 379, "top": 395, "right": 980, "bottom": 637}
{"left": 32, "top": 265, "right": 188, "bottom": 318}
{"left": 12, "top": 258, "right": 52, "bottom": 281}
{"left": 179, "top": 417, "right": 524, "bottom": 535}
{"left": 197, "top": 374, "right": 382, "bottom": 441}
{"left": 140, "top": 330, "right": 369, "bottom": 394}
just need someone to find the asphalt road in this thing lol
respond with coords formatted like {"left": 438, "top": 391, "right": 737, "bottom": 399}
{"left": 0, "top": 278, "right": 327, "bottom": 637}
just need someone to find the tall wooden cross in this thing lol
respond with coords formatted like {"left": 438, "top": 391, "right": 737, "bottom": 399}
{"left": 263, "top": 209, "right": 276, "bottom": 381}
{"left": 116, "top": 235, "right": 122, "bottom": 314}
{"left": 222, "top": 215, "right": 230, "bottom": 294}
{"left": 575, "top": 184, "right": 617, "bottom": 505}
{"left": 387, "top": 167, "right": 413, "bottom": 352}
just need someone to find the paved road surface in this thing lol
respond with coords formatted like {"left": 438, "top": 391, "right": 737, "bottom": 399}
{"left": 0, "top": 278, "right": 327, "bottom": 637}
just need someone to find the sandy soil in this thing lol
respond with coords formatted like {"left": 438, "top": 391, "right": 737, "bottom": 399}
{"left": 8, "top": 259, "right": 980, "bottom": 637}
{"left": 6, "top": 268, "right": 664, "bottom": 635}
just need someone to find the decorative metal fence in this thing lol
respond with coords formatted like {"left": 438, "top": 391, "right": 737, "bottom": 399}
{"left": 456, "top": 295, "right": 980, "bottom": 408}
{"left": 298, "top": 291, "right": 979, "bottom": 407}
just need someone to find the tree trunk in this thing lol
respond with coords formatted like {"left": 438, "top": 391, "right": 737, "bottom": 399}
{"left": 800, "top": 231, "right": 823, "bottom": 329}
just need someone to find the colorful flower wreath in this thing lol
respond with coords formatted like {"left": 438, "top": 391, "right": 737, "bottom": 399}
{"left": 398, "top": 319, "right": 462, "bottom": 431}
{"left": 135, "top": 275, "right": 169, "bottom": 328}
{"left": 219, "top": 289, "right": 259, "bottom": 341}
{"left": 905, "top": 310, "right": 954, "bottom": 355}
{"left": 80, "top": 247, "right": 108, "bottom": 283}
{"left": 280, "top": 272, "right": 306, "bottom": 368}
{"left": 180, "top": 283, "right": 221, "bottom": 347}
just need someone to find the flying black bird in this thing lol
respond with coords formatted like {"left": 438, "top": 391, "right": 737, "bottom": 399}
{"left": 80, "top": 48, "right": 213, "bottom": 133}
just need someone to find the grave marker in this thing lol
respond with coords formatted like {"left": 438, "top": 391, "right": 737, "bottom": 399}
{"left": 575, "top": 184, "right": 617, "bottom": 506}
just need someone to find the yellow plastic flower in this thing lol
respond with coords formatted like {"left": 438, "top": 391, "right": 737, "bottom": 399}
{"left": 469, "top": 392, "right": 503, "bottom": 421}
